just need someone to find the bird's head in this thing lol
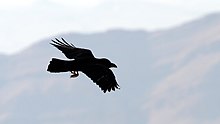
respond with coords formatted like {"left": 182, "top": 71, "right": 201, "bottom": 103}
{"left": 100, "top": 58, "right": 117, "bottom": 68}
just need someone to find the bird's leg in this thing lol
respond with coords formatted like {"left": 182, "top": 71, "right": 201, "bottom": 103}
{"left": 70, "top": 71, "right": 79, "bottom": 78}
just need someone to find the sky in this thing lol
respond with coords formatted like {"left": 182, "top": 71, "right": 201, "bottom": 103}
{"left": 0, "top": 0, "right": 220, "bottom": 54}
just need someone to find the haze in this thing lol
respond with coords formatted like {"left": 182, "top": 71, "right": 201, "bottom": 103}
{"left": 0, "top": 0, "right": 220, "bottom": 54}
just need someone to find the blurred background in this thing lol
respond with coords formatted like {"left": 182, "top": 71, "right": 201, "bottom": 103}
{"left": 0, "top": 0, "right": 220, "bottom": 124}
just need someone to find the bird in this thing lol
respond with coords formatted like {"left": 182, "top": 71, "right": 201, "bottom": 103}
{"left": 47, "top": 38, "right": 120, "bottom": 93}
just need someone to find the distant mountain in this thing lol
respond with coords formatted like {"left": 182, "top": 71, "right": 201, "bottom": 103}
{"left": 0, "top": 13, "right": 220, "bottom": 124}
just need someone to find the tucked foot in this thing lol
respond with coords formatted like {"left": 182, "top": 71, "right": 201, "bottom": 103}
{"left": 70, "top": 71, "right": 79, "bottom": 78}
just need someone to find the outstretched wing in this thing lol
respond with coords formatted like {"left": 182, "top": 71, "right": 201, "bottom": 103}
{"left": 50, "top": 38, "right": 95, "bottom": 59}
{"left": 81, "top": 65, "right": 120, "bottom": 93}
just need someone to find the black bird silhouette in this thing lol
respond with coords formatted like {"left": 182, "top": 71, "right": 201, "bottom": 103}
{"left": 47, "top": 38, "right": 119, "bottom": 93}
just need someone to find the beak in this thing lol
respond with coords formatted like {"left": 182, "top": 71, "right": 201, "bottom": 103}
{"left": 111, "top": 63, "right": 117, "bottom": 68}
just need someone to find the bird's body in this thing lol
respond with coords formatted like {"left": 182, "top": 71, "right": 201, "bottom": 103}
{"left": 47, "top": 38, "right": 119, "bottom": 93}
{"left": 48, "top": 58, "right": 116, "bottom": 72}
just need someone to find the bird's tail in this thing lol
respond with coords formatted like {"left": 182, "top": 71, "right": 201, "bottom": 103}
{"left": 47, "top": 58, "right": 72, "bottom": 73}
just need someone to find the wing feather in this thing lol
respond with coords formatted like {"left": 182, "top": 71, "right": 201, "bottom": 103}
{"left": 50, "top": 38, "right": 95, "bottom": 59}
{"left": 81, "top": 65, "right": 120, "bottom": 93}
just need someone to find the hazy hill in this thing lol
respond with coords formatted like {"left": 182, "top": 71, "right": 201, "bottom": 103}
{"left": 0, "top": 13, "right": 220, "bottom": 124}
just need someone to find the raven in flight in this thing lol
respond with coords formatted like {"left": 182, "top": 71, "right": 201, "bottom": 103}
{"left": 47, "top": 38, "right": 119, "bottom": 93}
